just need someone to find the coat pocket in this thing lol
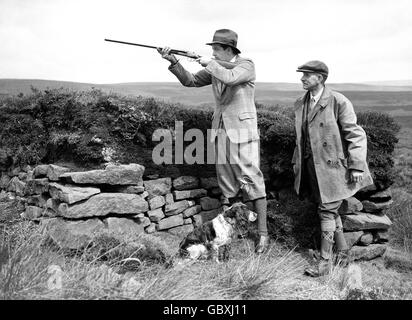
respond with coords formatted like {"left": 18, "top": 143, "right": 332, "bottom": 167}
{"left": 238, "top": 112, "right": 255, "bottom": 120}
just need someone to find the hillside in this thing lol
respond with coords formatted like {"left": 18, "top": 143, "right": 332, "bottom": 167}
{"left": 1, "top": 79, "right": 412, "bottom": 111}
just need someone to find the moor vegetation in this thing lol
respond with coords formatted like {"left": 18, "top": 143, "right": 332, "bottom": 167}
{"left": 0, "top": 87, "right": 410, "bottom": 300}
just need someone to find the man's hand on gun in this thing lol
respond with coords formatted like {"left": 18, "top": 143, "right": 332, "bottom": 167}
{"left": 157, "top": 47, "right": 178, "bottom": 64}
{"left": 157, "top": 46, "right": 211, "bottom": 67}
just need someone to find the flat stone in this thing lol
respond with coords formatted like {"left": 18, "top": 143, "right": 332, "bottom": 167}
{"left": 192, "top": 214, "right": 202, "bottom": 227}
{"left": 184, "top": 218, "right": 192, "bottom": 225}
{"left": 167, "top": 224, "right": 194, "bottom": 237}
{"left": 342, "top": 213, "right": 392, "bottom": 231}
{"left": 148, "top": 195, "right": 165, "bottom": 210}
{"left": 372, "top": 230, "right": 389, "bottom": 243}
{"left": 60, "top": 163, "right": 145, "bottom": 185}
{"left": 24, "top": 178, "right": 49, "bottom": 195}
{"left": 7, "top": 177, "right": 26, "bottom": 196}
{"left": 40, "top": 218, "right": 106, "bottom": 250}
{"left": 172, "top": 176, "right": 199, "bottom": 190}
{"left": 145, "top": 223, "right": 157, "bottom": 234}
{"left": 200, "top": 196, "right": 221, "bottom": 211}
{"left": 105, "top": 217, "right": 146, "bottom": 241}
{"left": 43, "top": 209, "right": 57, "bottom": 218}
{"left": 362, "top": 200, "right": 393, "bottom": 213}
{"left": 369, "top": 189, "right": 392, "bottom": 202}
{"left": 147, "top": 208, "right": 165, "bottom": 223}
{"left": 47, "top": 164, "right": 71, "bottom": 181}
{"left": 200, "top": 177, "right": 219, "bottom": 189}
{"left": 21, "top": 206, "right": 44, "bottom": 220}
{"left": 57, "top": 193, "right": 149, "bottom": 218}
{"left": 355, "top": 183, "right": 378, "bottom": 200}
{"left": 358, "top": 232, "right": 374, "bottom": 246}
{"left": 343, "top": 231, "right": 364, "bottom": 248}
{"left": 165, "top": 200, "right": 196, "bottom": 216}
{"left": 173, "top": 188, "right": 207, "bottom": 200}
{"left": 141, "top": 191, "right": 149, "bottom": 199}
{"left": 165, "top": 193, "right": 174, "bottom": 205}
{"left": 33, "top": 165, "right": 50, "bottom": 178}
{"left": 350, "top": 244, "right": 387, "bottom": 261}
{"left": 143, "top": 178, "right": 172, "bottom": 196}
{"left": 182, "top": 205, "right": 201, "bottom": 218}
{"left": 46, "top": 198, "right": 60, "bottom": 212}
{"left": 338, "top": 197, "right": 363, "bottom": 215}
{"left": 157, "top": 214, "right": 184, "bottom": 230}
{"left": 137, "top": 215, "right": 152, "bottom": 228}
{"left": 49, "top": 182, "right": 101, "bottom": 204}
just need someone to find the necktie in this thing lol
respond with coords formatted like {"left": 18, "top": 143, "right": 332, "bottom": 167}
{"left": 309, "top": 97, "right": 316, "bottom": 112}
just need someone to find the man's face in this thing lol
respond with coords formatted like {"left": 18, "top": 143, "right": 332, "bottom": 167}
{"left": 300, "top": 72, "right": 323, "bottom": 91}
{"left": 211, "top": 44, "right": 232, "bottom": 61}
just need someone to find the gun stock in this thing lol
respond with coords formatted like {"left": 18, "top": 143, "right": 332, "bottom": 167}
{"left": 104, "top": 38, "right": 236, "bottom": 69}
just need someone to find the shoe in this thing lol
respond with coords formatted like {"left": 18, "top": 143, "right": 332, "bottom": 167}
{"left": 255, "top": 235, "right": 269, "bottom": 254}
{"left": 334, "top": 250, "right": 351, "bottom": 267}
{"left": 304, "top": 258, "right": 330, "bottom": 277}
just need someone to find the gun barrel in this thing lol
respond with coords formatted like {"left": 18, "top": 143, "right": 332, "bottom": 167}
{"left": 104, "top": 39, "right": 158, "bottom": 49}
{"left": 104, "top": 38, "right": 236, "bottom": 69}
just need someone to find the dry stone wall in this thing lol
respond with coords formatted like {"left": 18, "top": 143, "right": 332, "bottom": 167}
{"left": 0, "top": 161, "right": 394, "bottom": 261}
{"left": 0, "top": 163, "right": 224, "bottom": 251}
{"left": 339, "top": 189, "right": 393, "bottom": 260}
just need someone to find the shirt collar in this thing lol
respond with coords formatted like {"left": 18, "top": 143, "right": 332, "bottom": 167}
{"left": 310, "top": 86, "right": 324, "bottom": 104}
{"left": 230, "top": 55, "right": 238, "bottom": 63}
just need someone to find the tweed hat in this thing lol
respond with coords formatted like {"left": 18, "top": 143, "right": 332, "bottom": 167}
{"left": 206, "top": 29, "right": 241, "bottom": 54}
{"left": 296, "top": 60, "right": 329, "bottom": 77}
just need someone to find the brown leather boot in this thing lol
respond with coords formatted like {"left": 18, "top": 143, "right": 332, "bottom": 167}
{"left": 255, "top": 235, "right": 270, "bottom": 254}
{"left": 304, "top": 258, "right": 331, "bottom": 277}
{"left": 304, "top": 236, "right": 334, "bottom": 277}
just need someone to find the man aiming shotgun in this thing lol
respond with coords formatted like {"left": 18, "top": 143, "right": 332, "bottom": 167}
{"left": 105, "top": 29, "right": 270, "bottom": 253}
{"left": 104, "top": 38, "right": 237, "bottom": 69}
{"left": 157, "top": 29, "right": 269, "bottom": 254}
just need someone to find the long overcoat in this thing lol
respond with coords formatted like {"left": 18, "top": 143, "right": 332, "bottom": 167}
{"left": 292, "top": 87, "right": 373, "bottom": 203}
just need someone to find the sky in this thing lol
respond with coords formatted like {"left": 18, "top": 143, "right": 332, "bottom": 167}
{"left": 0, "top": 0, "right": 411, "bottom": 84}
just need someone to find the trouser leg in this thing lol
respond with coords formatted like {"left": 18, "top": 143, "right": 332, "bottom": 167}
{"left": 253, "top": 197, "right": 268, "bottom": 237}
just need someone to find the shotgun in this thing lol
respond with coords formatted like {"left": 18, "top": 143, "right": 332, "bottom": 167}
{"left": 104, "top": 38, "right": 236, "bottom": 69}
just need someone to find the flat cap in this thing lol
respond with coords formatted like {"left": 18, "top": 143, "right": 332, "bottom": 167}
{"left": 296, "top": 60, "right": 329, "bottom": 76}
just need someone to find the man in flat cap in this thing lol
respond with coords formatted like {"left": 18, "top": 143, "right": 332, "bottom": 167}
{"left": 293, "top": 60, "right": 373, "bottom": 276}
{"left": 157, "top": 29, "right": 269, "bottom": 254}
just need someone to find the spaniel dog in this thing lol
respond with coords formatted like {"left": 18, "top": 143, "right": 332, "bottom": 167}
{"left": 178, "top": 202, "right": 257, "bottom": 262}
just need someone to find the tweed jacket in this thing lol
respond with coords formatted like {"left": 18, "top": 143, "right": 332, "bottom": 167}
{"left": 292, "top": 86, "right": 373, "bottom": 203}
{"left": 168, "top": 56, "right": 259, "bottom": 144}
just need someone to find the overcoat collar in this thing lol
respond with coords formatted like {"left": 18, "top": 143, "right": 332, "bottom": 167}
{"left": 294, "top": 86, "right": 332, "bottom": 123}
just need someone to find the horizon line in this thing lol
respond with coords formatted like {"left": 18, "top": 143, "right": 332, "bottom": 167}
{"left": 1, "top": 77, "right": 412, "bottom": 86}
